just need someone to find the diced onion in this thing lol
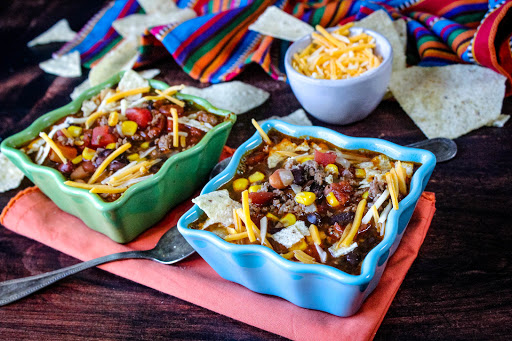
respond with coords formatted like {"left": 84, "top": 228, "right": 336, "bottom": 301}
{"left": 315, "top": 244, "right": 327, "bottom": 263}
{"left": 278, "top": 169, "right": 294, "bottom": 187}
{"left": 259, "top": 216, "right": 268, "bottom": 246}
{"left": 336, "top": 155, "right": 351, "bottom": 169}
{"left": 290, "top": 184, "right": 302, "bottom": 194}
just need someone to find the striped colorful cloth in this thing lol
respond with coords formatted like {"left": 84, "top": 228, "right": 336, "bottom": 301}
{"left": 58, "top": 0, "right": 512, "bottom": 94}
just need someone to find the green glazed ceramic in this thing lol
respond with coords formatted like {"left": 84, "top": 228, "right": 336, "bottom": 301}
{"left": 0, "top": 72, "right": 236, "bottom": 243}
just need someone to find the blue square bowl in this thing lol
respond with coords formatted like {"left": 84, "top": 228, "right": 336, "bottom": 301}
{"left": 177, "top": 121, "right": 436, "bottom": 316}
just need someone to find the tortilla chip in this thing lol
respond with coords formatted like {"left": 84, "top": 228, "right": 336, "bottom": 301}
{"left": 138, "top": 0, "right": 177, "bottom": 14}
{"left": 27, "top": 19, "right": 76, "bottom": 47}
{"left": 70, "top": 69, "right": 160, "bottom": 100}
{"left": 258, "top": 109, "right": 313, "bottom": 126}
{"left": 249, "top": 6, "right": 314, "bottom": 42}
{"left": 88, "top": 39, "right": 139, "bottom": 86}
{"left": 137, "top": 68, "right": 161, "bottom": 80}
{"left": 112, "top": 9, "right": 196, "bottom": 38}
{"left": 393, "top": 19, "right": 407, "bottom": 53}
{"left": 39, "top": 51, "right": 81, "bottom": 77}
{"left": 354, "top": 10, "right": 406, "bottom": 71}
{"left": 389, "top": 65, "right": 506, "bottom": 139}
{"left": 192, "top": 190, "right": 242, "bottom": 227}
{"left": 486, "top": 114, "right": 510, "bottom": 127}
{"left": 181, "top": 81, "right": 269, "bottom": 114}
{"left": 0, "top": 153, "right": 24, "bottom": 193}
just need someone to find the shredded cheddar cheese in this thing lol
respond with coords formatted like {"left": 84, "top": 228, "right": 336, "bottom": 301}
{"left": 88, "top": 143, "right": 131, "bottom": 184}
{"left": 39, "top": 132, "right": 67, "bottom": 163}
{"left": 85, "top": 111, "right": 106, "bottom": 129}
{"left": 292, "top": 23, "right": 381, "bottom": 80}
{"left": 395, "top": 161, "right": 407, "bottom": 195}
{"left": 105, "top": 86, "right": 151, "bottom": 104}
{"left": 386, "top": 172, "right": 399, "bottom": 210}
{"left": 155, "top": 89, "right": 185, "bottom": 107}
{"left": 171, "top": 108, "right": 179, "bottom": 148}
{"left": 241, "top": 190, "right": 257, "bottom": 242}
{"left": 64, "top": 181, "right": 127, "bottom": 193}
{"left": 224, "top": 232, "right": 248, "bottom": 242}
{"left": 251, "top": 119, "right": 271, "bottom": 144}
{"left": 293, "top": 250, "right": 318, "bottom": 264}
{"left": 341, "top": 199, "right": 367, "bottom": 247}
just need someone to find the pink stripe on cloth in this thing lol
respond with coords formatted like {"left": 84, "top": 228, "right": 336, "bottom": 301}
{"left": 1, "top": 187, "right": 435, "bottom": 341}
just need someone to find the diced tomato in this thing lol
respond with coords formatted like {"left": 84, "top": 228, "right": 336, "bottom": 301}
{"left": 91, "top": 126, "right": 117, "bottom": 148}
{"left": 49, "top": 144, "right": 78, "bottom": 163}
{"left": 314, "top": 150, "right": 337, "bottom": 166}
{"left": 326, "top": 181, "right": 352, "bottom": 206}
{"left": 82, "top": 129, "right": 92, "bottom": 148}
{"left": 248, "top": 192, "right": 274, "bottom": 205}
{"left": 126, "top": 108, "right": 152, "bottom": 129}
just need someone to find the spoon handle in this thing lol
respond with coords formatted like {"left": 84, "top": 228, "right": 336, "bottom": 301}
{"left": 0, "top": 250, "right": 145, "bottom": 306}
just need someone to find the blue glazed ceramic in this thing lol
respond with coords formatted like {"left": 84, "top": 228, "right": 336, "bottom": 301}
{"left": 177, "top": 121, "right": 436, "bottom": 316}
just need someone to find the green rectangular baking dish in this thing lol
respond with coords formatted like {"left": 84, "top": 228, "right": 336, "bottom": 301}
{"left": 0, "top": 72, "right": 236, "bottom": 243}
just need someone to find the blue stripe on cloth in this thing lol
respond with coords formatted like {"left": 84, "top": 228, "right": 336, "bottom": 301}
{"left": 70, "top": 0, "right": 136, "bottom": 55}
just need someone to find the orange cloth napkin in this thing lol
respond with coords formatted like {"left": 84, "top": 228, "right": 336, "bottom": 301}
{"left": 1, "top": 173, "right": 435, "bottom": 341}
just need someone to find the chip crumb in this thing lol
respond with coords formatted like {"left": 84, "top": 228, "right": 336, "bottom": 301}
{"left": 192, "top": 190, "right": 242, "bottom": 228}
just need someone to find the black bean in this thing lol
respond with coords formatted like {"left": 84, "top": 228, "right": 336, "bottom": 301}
{"left": 330, "top": 212, "right": 355, "bottom": 225}
{"left": 291, "top": 168, "right": 305, "bottom": 185}
{"left": 309, "top": 182, "right": 325, "bottom": 200}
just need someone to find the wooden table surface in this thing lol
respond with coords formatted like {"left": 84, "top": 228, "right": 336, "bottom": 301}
{"left": 1, "top": 1, "right": 511, "bottom": 340}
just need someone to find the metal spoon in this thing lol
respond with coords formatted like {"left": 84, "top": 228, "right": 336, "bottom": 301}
{"left": 406, "top": 137, "right": 457, "bottom": 163}
{"left": 0, "top": 225, "right": 195, "bottom": 306}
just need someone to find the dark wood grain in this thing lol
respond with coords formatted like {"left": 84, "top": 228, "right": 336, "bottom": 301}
{"left": 1, "top": 1, "right": 512, "bottom": 340}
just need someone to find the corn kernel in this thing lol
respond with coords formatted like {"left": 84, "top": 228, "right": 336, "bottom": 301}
{"left": 309, "top": 224, "right": 322, "bottom": 245}
{"left": 233, "top": 178, "right": 249, "bottom": 192}
{"left": 137, "top": 157, "right": 147, "bottom": 162}
{"left": 140, "top": 142, "right": 150, "bottom": 149}
{"left": 362, "top": 191, "right": 369, "bottom": 199}
{"left": 325, "top": 163, "right": 339, "bottom": 176}
{"left": 295, "top": 192, "right": 316, "bottom": 206}
{"left": 74, "top": 140, "right": 84, "bottom": 146}
{"left": 326, "top": 192, "right": 340, "bottom": 207}
{"left": 279, "top": 213, "right": 296, "bottom": 227}
{"left": 127, "top": 153, "right": 140, "bottom": 162}
{"left": 266, "top": 213, "right": 279, "bottom": 221}
{"left": 105, "top": 143, "right": 116, "bottom": 149}
{"left": 289, "top": 239, "right": 307, "bottom": 251}
{"left": 248, "top": 185, "right": 261, "bottom": 193}
{"left": 108, "top": 111, "right": 119, "bottom": 126}
{"left": 82, "top": 147, "right": 96, "bottom": 160}
{"left": 71, "top": 155, "right": 83, "bottom": 164}
{"left": 121, "top": 120, "right": 138, "bottom": 136}
{"left": 355, "top": 168, "right": 366, "bottom": 178}
{"left": 248, "top": 171, "right": 265, "bottom": 183}
{"left": 297, "top": 155, "right": 314, "bottom": 163}
{"left": 67, "top": 126, "right": 82, "bottom": 138}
